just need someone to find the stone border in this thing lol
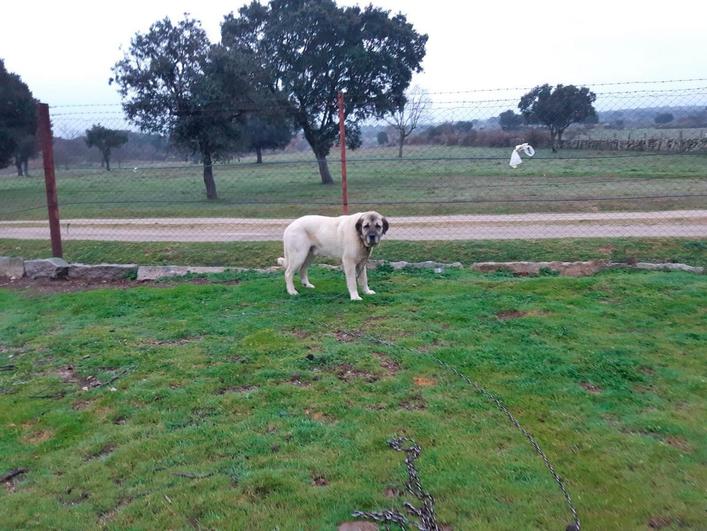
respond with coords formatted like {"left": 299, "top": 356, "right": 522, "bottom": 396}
{"left": 0, "top": 256, "right": 703, "bottom": 282}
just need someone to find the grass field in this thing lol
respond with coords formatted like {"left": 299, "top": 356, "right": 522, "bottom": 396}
{"left": 1, "top": 268, "right": 705, "bottom": 529}
{"left": 2, "top": 146, "right": 706, "bottom": 220}
{"left": 1, "top": 237, "right": 706, "bottom": 269}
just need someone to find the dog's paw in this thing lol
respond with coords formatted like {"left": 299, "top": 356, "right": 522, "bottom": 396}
{"left": 303, "top": 282, "right": 316, "bottom": 289}
{"left": 287, "top": 290, "right": 300, "bottom": 296}
{"left": 350, "top": 294, "right": 363, "bottom": 301}
{"left": 363, "top": 289, "right": 376, "bottom": 295}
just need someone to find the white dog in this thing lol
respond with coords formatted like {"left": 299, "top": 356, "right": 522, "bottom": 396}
{"left": 277, "top": 211, "right": 389, "bottom": 300}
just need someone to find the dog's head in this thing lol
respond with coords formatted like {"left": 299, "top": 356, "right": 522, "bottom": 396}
{"left": 355, "top": 211, "right": 389, "bottom": 248}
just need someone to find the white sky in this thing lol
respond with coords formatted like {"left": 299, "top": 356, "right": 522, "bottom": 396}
{"left": 1, "top": 0, "right": 705, "bottom": 107}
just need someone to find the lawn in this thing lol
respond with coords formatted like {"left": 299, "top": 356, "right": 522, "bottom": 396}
{"left": 1, "top": 268, "right": 705, "bottom": 529}
{"left": 2, "top": 146, "right": 706, "bottom": 220}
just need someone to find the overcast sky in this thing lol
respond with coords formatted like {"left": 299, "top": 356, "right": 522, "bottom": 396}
{"left": 1, "top": 0, "right": 705, "bottom": 107}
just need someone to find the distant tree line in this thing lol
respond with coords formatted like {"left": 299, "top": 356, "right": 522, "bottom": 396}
{"left": 411, "top": 84, "right": 598, "bottom": 151}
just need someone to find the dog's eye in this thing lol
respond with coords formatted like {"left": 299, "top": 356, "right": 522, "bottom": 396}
{"left": 375, "top": 224, "right": 381, "bottom": 229}
{"left": 363, "top": 224, "right": 370, "bottom": 229}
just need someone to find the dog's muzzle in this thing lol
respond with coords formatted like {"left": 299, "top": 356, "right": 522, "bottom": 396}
{"left": 366, "top": 234, "right": 379, "bottom": 246}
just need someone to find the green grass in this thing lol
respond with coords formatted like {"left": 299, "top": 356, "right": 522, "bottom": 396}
{"left": 2, "top": 237, "right": 706, "bottom": 269}
{"left": 2, "top": 146, "right": 706, "bottom": 220}
{"left": 1, "top": 269, "right": 705, "bottom": 529}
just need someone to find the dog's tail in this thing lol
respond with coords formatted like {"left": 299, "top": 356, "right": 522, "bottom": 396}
{"left": 276, "top": 257, "right": 286, "bottom": 267}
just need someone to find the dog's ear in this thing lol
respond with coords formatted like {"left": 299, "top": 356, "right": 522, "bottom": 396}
{"left": 381, "top": 217, "right": 389, "bottom": 234}
{"left": 355, "top": 216, "right": 364, "bottom": 235}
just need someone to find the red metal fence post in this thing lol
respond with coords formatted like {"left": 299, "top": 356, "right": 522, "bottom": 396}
{"left": 337, "top": 91, "right": 349, "bottom": 215}
{"left": 37, "top": 102, "right": 63, "bottom": 258}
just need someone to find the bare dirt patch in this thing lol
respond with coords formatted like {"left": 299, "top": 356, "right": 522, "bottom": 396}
{"left": 57, "top": 365, "right": 103, "bottom": 389}
{"left": 0, "top": 276, "right": 239, "bottom": 295}
{"left": 289, "top": 373, "right": 311, "bottom": 387}
{"left": 22, "top": 429, "right": 53, "bottom": 445}
{"left": 1, "top": 277, "right": 137, "bottom": 294}
{"left": 413, "top": 376, "right": 436, "bottom": 387}
{"left": 335, "top": 331, "right": 357, "bottom": 342}
{"left": 648, "top": 516, "right": 670, "bottom": 529}
{"left": 665, "top": 436, "right": 692, "bottom": 452}
{"left": 373, "top": 352, "right": 400, "bottom": 375}
{"left": 496, "top": 310, "right": 528, "bottom": 320}
{"left": 1, "top": 468, "right": 28, "bottom": 493}
{"left": 311, "top": 474, "right": 328, "bottom": 487}
{"left": 580, "top": 382, "right": 603, "bottom": 394}
{"left": 98, "top": 497, "right": 132, "bottom": 526}
{"left": 639, "top": 365, "right": 656, "bottom": 376}
{"left": 400, "top": 394, "right": 426, "bottom": 410}
{"left": 72, "top": 399, "right": 93, "bottom": 411}
{"left": 304, "top": 408, "right": 335, "bottom": 423}
{"left": 86, "top": 443, "right": 116, "bottom": 461}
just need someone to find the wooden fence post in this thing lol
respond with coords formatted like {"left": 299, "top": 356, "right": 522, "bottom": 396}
{"left": 37, "top": 102, "right": 63, "bottom": 258}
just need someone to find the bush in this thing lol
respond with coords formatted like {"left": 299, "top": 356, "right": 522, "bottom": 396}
{"left": 409, "top": 126, "right": 551, "bottom": 149}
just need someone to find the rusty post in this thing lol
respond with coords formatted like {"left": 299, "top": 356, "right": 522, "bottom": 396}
{"left": 337, "top": 91, "right": 349, "bottom": 215}
{"left": 37, "top": 103, "right": 63, "bottom": 258}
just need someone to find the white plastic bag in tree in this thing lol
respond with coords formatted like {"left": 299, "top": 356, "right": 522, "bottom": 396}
{"left": 509, "top": 143, "right": 535, "bottom": 168}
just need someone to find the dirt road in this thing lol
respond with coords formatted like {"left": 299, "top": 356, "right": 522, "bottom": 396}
{"left": 1, "top": 210, "right": 706, "bottom": 242}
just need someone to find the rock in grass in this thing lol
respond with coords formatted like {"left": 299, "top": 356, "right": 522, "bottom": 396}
{"left": 0, "top": 256, "right": 24, "bottom": 278}
{"left": 68, "top": 263, "right": 138, "bottom": 281}
{"left": 24, "top": 257, "right": 69, "bottom": 279}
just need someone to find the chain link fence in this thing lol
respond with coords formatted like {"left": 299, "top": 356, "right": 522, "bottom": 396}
{"left": 1, "top": 80, "right": 706, "bottom": 250}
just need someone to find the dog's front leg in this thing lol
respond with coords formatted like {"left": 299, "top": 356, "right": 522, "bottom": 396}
{"left": 343, "top": 259, "right": 362, "bottom": 301}
{"left": 357, "top": 263, "right": 375, "bottom": 295}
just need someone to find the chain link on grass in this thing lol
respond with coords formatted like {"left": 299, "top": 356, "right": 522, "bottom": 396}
{"left": 350, "top": 331, "right": 580, "bottom": 531}
{"left": 353, "top": 436, "right": 440, "bottom": 531}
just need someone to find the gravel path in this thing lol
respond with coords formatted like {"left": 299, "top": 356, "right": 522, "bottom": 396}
{"left": 1, "top": 210, "right": 705, "bottom": 241}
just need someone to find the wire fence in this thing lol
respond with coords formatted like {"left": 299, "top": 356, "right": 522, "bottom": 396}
{"left": 1, "top": 80, "right": 706, "bottom": 250}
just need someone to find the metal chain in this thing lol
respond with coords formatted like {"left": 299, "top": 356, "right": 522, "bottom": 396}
{"left": 353, "top": 437, "right": 440, "bottom": 531}
{"left": 351, "top": 332, "right": 581, "bottom": 531}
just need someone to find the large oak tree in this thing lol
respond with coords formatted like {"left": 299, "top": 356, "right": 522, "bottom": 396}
{"left": 111, "top": 16, "right": 263, "bottom": 199}
{"left": 0, "top": 59, "right": 37, "bottom": 171}
{"left": 221, "top": 0, "right": 427, "bottom": 184}
{"left": 518, "top": 84, "right": 597, "bottom": 152}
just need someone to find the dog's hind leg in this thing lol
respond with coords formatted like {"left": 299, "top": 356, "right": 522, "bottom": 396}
{"left": 284, "top": 244, "right": 309, "bottom": 296}
{"left": 299, "top": 248, "right": 316, "bottom": 289}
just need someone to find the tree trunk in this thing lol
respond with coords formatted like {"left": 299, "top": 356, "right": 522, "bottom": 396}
{"left": 23, "top": 159, "right": 29, "bottom": 177}
{"left": 202, "top": 152, "right": 218, "bottom": 200}
{"left": 15, "top": 159, "right": 23, "bottom": 177}
{"left": 398, "top": 134, "right": 405, "bottom": 159}
{"left": 550, "top": 130, "right": 558, "bottom": 153}
{"left": 104, "top": 152, "right": 111, "bottom": 171}
{"left": 316, "top": 155, "right": 334, "bottom": 185}
{"left": 255, "top": 146, "right": 263, "bottom": 164}
{"left": 302, "top": 125, "right": 335, "bottom": 184}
